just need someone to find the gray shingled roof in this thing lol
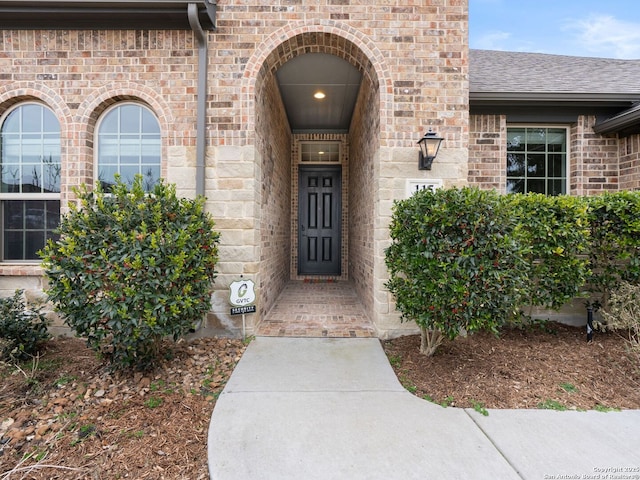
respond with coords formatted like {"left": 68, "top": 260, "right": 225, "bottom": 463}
{"left": 470, "top": 49, "right": 640, "bottom": 95}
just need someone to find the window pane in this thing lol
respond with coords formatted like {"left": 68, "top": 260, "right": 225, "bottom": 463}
{"left": 20, "top": 104, "right": 41, "bottom": 132}
{"left": 119, "top": 105, "right": 140, "bottom": 133}
{"left": 98, "top": 165, "right": 118, "bottom": 191}
{"left": 97, "top": 104, "right": 161, "bottom": 192}
{"left": 141, "top": 109, "right": 160, "bottom": 134}
{"left": 1, "top": 104, "right": 61, "bottom": 195}
{"left": 507, "top": 179, "right": 525, "bottom": 194}
{"left": 506, "top": 127, "right": 567, "bottom": 196}
{"left": 24, "top": 200, "right": 45, "bottom": 229}
{"left": 526, "top": 128, "right": 546, "bottom": 147}
{"left": 25, "top": 231, "right": 45, "bottom": 260}
{"left": 548, "top": 179, "right": 565, "bottom": 196}
{"left": 527, "top": 154, "right": 545, "bottom": 177}
{"left": 43, "top": 161, "right": 61, "bottom": 193}
{"left": 549, "top": 154, "right": 565, "bottom": 177}
{"left": 43, "top": 109, "right": 59, "bottom": 133}
{"left": 1, "top": 105, "right": 61, "bottom": 261}
{"left": 46, "top": 201, "right": 60, "bottom": 230}
{"left": 141, "top": 166, "right": 160, "bottom": 190}
{"left": 528, "top": 179, "right": 545, "bottom": 194}
{"left": 2, "top": 110, "right": 20, "bottom": 133}
{"left": 1, "top": 164, "right": 21, "bottom": 193}
{"left": 120, "top": 165, "right": 139, "bottom": 186}
{"left": 4, "top": 201, "right": 24, "bottom": 229}
{"left": 4, "top": 231, "right": 23, "bottom": 260}
{"left": 547, "top": 129, "right": 566, "bottom": 149}
{"left": 100, "top": 110, "right": 119, "bottom": 134}
{"left": 507, "top": 153, "right": 525, "bottom": 176}
{"left": 3, "top": 200, "right": 59, "bottom": 260}
{"left": 507, "top": 129, "right": 525, "bottom": 151}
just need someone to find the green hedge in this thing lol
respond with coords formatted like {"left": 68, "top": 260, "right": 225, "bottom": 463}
{"left": 40, "top": 175, "right": 221, "bottom": 370}
{"left": 385, "top": 187, "right": 640, "bottom": 355}
{"left": 586, "top": 192, "right": 640, "bottom": 309}
{"left": 385, "top": 187, "right": 527, "bottom": 355}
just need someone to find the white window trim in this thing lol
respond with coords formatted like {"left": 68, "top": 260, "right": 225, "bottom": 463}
{"left": 0, "top": 102, "right": 61, "bottom": 262}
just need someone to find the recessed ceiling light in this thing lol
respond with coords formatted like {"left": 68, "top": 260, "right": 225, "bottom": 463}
{"left": 318, "top": 151, "right": 325, "bottom": 155}
{"left": 314, "top": 91, "right": 326, "bottom": 99}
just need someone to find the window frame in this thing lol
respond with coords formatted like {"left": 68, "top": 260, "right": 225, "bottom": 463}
{"left": 94, "top": 102, "right": 162, "bottom": 192}
{"left": 506, "top": 125, "right": 570, "bottom": 196}
{"left": 0, "top": 101, "right": 61, "bottom": 262}
{"left": 298, "top": 141, "right": 342, "bottom": 164}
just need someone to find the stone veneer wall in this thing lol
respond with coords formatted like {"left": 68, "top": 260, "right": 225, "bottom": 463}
{"left": 619, "top": 134, "right": 640, "bottom": 191}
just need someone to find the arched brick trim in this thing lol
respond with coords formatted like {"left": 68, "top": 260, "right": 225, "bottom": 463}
{"left": 0, "top": 83, "right": 73, "bottom": 139}
{"left": 75, "top": 82, "right": 174, "bottom": 144}
{"left": 75, "top": 83, "right": 175, "bottom": 187}
{"left": 242, "top": 20, "right": 392, "bottom": 144}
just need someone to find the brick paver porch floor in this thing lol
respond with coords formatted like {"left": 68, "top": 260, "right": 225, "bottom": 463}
{"left": 256, "top": 281, "right": 376, "bottom": 338}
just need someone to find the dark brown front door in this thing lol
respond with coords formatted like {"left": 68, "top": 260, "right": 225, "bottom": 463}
{"left": 298, "top": 166, "right": 341, "bottom": 275}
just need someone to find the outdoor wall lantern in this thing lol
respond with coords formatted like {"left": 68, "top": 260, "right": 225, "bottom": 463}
{"left": 417, "top": 129, "right": 444, "bottom": 170}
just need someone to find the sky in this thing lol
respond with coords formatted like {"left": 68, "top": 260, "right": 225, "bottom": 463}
{"left": 470, "top": 0, "right": 640, "bottom": 59}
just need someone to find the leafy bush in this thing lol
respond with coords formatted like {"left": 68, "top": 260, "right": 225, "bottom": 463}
{"left": 599, "top": 281, "right": 640, "bottom": 364}
{"left": 586, "top": 192, "right": 640, "bottom": 309}
{"left": 385, "top": 187, "right": 528, "bottom": 355}
{"left": 40, "top": 175, "right": 220, "bottom": 370}
{"left": 509, "top": 193, "right": 591, "bottom": 313}
{"left": 0, "top": 290, "right": 50, "bottom": 361}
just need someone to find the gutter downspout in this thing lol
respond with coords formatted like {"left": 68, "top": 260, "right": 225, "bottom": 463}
{"left": 188, "top": 2, "right": 210, "bottom": 198}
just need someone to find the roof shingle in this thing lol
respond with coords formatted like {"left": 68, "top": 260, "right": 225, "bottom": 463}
{"left": 470, "top": 49, "right": 640, "bottom": 95}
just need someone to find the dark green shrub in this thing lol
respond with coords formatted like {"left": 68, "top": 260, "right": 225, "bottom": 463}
{"left": 40, "top": 175, "right": 220, "bottom": 370}
{"left": 586, "top": 191, "right": 640, "bottom": 309}
{"left": 385, "top": 187, "right": 528, "bottom": 355}
{"left": 509, "top": 193, "right": 591, "bottom": 313}
{"left": 0, "top": 290, "right": 50, "bottom": 361}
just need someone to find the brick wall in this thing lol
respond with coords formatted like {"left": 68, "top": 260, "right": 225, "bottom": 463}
{"left": 255, "top": 71, "right": 292, "bottom": 319}
{"left": 348, "top": 76, "right": 378, "bottom": 322}
{"left": 469, "top": 114, "right": 623, "bottom": 195}
{"left": 570, "top": 116, "right": 619, "bottom": 195}
{"left": 0, "top": 0, "right": 470, "bottom": 337}
{"left": 619, "top": 134, "right": 640, "bottom": 191}
{"left": 468, "top": 114, "right": 505, "bottom": 189}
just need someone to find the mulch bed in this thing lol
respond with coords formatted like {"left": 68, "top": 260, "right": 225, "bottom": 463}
{"left": 383, "top": 323, "right": 640, "bottom": 410}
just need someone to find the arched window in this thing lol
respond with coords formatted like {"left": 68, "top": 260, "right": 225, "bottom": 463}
{"left": 0, "top": 103, "right": 61, "bottom": 261}
{"left": 96, "top": 103, "right": 161, "bottom": 192}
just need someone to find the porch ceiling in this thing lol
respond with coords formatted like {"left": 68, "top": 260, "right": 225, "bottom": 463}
{"left": 275, "top": 53, "right": 362, "bottom": 134}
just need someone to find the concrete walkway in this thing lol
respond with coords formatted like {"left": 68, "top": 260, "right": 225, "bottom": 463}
{"left": 208, "top": 337, "right": 640, "bottom": 480}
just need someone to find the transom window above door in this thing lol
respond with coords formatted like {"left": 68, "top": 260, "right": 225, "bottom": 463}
{"left": 300, "top": 142, "right": 340, "bottom": 163}
{"left": 507, "top": 127, "right": 568, "bottom": 195}
{"left": 96, "top": 103, "right": 161, "bottom": 192}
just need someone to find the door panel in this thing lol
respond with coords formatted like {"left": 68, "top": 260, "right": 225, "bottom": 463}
{"left": 298, "top": 166, "right": 341, "bottom": 275}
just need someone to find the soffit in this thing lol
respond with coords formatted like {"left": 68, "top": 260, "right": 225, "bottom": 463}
{"left": 275, "top": 53, "right": 362, "bottom": 133}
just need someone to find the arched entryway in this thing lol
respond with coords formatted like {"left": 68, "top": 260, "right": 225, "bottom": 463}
{"left": 247, "top": 27, "right": 387, "bottom": 336}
